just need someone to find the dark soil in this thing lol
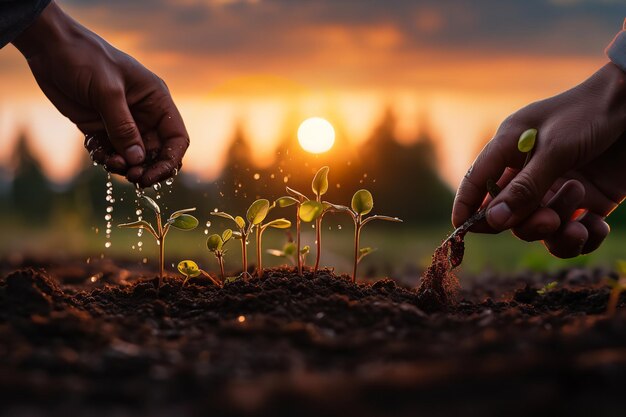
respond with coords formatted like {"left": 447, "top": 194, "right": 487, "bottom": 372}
{"left": 1, "top": 259, "right": 626, "bottom": 417}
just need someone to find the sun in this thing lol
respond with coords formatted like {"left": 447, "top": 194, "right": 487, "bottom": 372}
{"left": 297, "top": 117, "right": 335, "bottom": 154}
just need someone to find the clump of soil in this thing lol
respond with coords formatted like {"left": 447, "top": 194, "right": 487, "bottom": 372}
{"left": 416, "top": 234, "right": 464, "bottom": 311}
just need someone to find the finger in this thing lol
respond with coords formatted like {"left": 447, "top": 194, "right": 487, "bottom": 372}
{"left": 126, "top": 166, "right": 144, "bottom": 184}
{"left": 512, "top": 207, "right": 561, "bottom": 242}
{"left": 139, "top": 97, "right": 189, "bottom": 187}
{"left": 546, "top": 179, "right": 586, "bottom": 223}
{"left": 97, "top": 90, "right": 145, "bottom": 166}
{"left": 84, "top": 133, "right": 112, "bottom": 165}
{"left": 579, "top": 213, "right": 610, "bottom": 254}
{"left": 544, "top": 221, "right": 588, "bottom": 259}
{"left": 453, "top": 121, "right": 528, "bottom": 228}
{"left": 466, "top": 167, "right": 519, "bottom": 234}
{"left": 486, "top": 139, "right": 567, "bottom": 231}
{"left": 104, "top": 154, "right": 127, "bottom": 175}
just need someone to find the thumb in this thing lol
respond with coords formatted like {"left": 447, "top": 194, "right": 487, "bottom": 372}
{"left": 486, "top": 155, "right": 561, "bottom": 231}
{"left": 97, "top": 91, "right": 145, "bottom": 166}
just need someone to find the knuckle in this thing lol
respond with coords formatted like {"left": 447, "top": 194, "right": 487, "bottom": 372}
{"left": 507, "top": 172, "right": 540, "bottom": 205}
{"left": 112, "top": 120, "right": 139, "bottom": 140}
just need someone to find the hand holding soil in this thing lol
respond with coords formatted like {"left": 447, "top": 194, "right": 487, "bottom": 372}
{"left": 11, "top": 1, "right": 189, "bottom": 188}
{"left": 453, "top": 62, "right": 626, "bottom": 258}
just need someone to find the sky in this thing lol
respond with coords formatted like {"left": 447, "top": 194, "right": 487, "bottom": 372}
{"left": 0, "top": 0, "right": 624, "bottom": 187}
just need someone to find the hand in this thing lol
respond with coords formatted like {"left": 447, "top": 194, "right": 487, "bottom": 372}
{"left": 11, "top": 1, "right": 189, "bottom": 187}
{"left": 453, "top": 63, "right": 626, "bottom": 258}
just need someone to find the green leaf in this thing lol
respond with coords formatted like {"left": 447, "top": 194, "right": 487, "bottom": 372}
{"left": 275, "top": 196, "right": 299, "bottom": 208}
{"left": 211, "top": 211, "right": 235, "bottom": 222}
{"left": 224, "top": 276, "right": 241, "bottom": 284}
{"left": 300, "top": 245, "right": 310, "bottom": 255}
{"left": 312, "top": 166, "right": 330, "bottom": 197}
{"left": 117, "top": 219, "right": 153, "bottom": 229}
{"left": 323, "top": 201, "right": 351, "bottom": 213}
{"left": 170, "top": 207, "right": 197, "bottom": 218}
{"left": 142, "top": 195, "right": 161, "bottom": 214}
{"left": 361, "top": 215, "right": 403, "bottom": 226}
{"left": 351, "top": 189, "right": 374, "bottom": 215}
{"left": 264, "top": 218, "right": 291, "bottom": 229}
{"left": 266, "top": 249, "right": 286, "bottom": 257}
{"left": 235, "top": 216, "right": 246, "bottom": 229}
{"left": 177, "top": 260, "right": 201, "bottom": 278}
{"left": 299, "top": 200, "right": 323, "bottom": 222}
{"left": 222, "top": 229, "right": 233, "bottom": 242}
{"left": 358, "top": 247, "right": 376, "bottom": 262}
{"left": 518, "top": 128, "right": 537, "bottom": 153}
{"left": 169, "top": 214, "right": 199, "bottom": 230}
{"left": 283, "top": 242, "right": 297, "bottom": 257}
{"left": 285, "top": 186, "right": 308, "bottom": 202}
{"left": 206, "top": 234, "right": 223, "bottom": 252}
{"left": 117, "top": 220, "right": 157, "bottom": 238}
{"left": 247, "top": 199, "right": 270, "bottom": 225}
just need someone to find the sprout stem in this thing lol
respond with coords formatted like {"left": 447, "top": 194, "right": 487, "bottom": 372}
{"left": 352, "top": 218, "right": 361, "bottom": 283}
{"left": 256, "top": 227, "right": 263, "bottom": 278}
{"left": 217, "top": 254, "right": 225, "bottom": 283}
{"left": 240, "top": 234, "right": 248, "bottom": 278}
{"left": 156, "top": 213, "right": 164, "bottom": 289}
{"left": 314, "top": 194, "right": 322, "bottom": 273}
{"left": 296, "top": 205, "right": 302, "bottom": 275}
{"left": 608, "top": 286, "right": 622, "bottom": 316}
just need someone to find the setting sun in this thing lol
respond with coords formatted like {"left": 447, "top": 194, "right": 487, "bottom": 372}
{"left": 297, "top": 117, "right": 335, "bottom": 154}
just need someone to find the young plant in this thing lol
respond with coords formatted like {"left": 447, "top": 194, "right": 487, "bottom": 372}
{"left": 119, "top": 195, "right": 198, "bottom": 288}
{"left": 206, "top": 229, "right": 233, "bottom": 282}
{"left": 328, "top": 189, "right": 402, "bottom": 283}
{"left": 275, "top": 188, "right": 323, "bottom": 275}
{"left": 537, "top": 281, "right": 558, "bottom": 296}
{"left": 211, "top": 199, "right": 283, "bottom": 278}
{"left": 311, "top": 166, "right": 329, "bottom": 273}
{"left": 267, "top": 241, "right": 310, "bottom": 266}
{"left": 607, "top": 260, "right": 626, "bottom": 316}
{"left": 177, "top": 260, "right": 221, "bottom": 287}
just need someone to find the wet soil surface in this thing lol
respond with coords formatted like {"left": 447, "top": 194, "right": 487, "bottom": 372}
{"left": 1, "top": 259, "right": 625, "bottom": 417}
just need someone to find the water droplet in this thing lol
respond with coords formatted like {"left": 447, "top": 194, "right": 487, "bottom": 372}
{"left": 138, "top": 242, "right": 143, "bottom": 247}
{"left": 336, "top": 183, "right": 341, "bottom": 188}
{"left": 253, "top": 173, "right": 260, "bottom": 180}
{"left": 165, "top": 178, "right": 174, "bottom": 186}
{"left": 109, "top": 198, "right": 116, "bottom": 203}
{"left": 283, "top": 176, "right": 288, "bottom": 183}
{"left": 106, "top": 195, "right": 112, "bottom": 202}
{"left": 206, "top": 221, "right": 211, "bottom": 228}
{"left": 312, "top": 224, "right": 315, "bottom": 229}
{"left": 156, "top": 241, "right": 161, "bottom": 246}
{"left": 93, "top": 161, "right": 98, "bottom": 166}
{"left": 153, "top": 183, "right": 162, "bottom": 191}
{"left": 105, "top": 242, "right": 111, "bottom": 248}
{"left": 137, "top": 229, "right": 143, "bottom": 237}
{"left": 270, "top": 173, "right": 275, "bottom": 179}
{"left": 237, "top": 315, "right": 246, "bottom": 323}
{"left": 156, "top": 194, "right": 161, "bottom": 199}
{"left": 132, "top": 245, "right": 135, "bottom": 250}
{"left": 106, "top": 206, "right": 113, "bottom": 213}
{"left": 204, "top": 229, "right": 209, "bottom": 235}
{"left": 338, "top": 225, "right": 342, "bottom": 230}
{"left": 106, "top": 181, "right": 113, "bottom": 187}
{"left": 90, "top": 275, "right": 99, "bottom": 283}
{"left": 105, "top": 214, "right": 112, "bottom": 221}
{"left": 142, "top": 258, "right": 148, "bottom": 264}
{"left": 105, "top": 228, "right": 111, "bottom": 235}
{"left": 86, "top": 257, "right": 91, "bottom": 264}
{"left": 213, "top": 208, "right": 218, "bottom": 213}
{"left": 136, "top": 209, "right": 142, "bottom": 216}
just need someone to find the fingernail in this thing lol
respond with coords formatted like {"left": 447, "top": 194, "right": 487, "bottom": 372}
{"left": 487, "top": 202, "right": 512, "bottom": 229}
{"left": 125, "top": 145, "right": 145, "bottom": 165}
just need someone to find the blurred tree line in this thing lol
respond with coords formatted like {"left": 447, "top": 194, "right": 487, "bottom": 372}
{"left": 16, "top": 110, "right": 626, "bottom": 232}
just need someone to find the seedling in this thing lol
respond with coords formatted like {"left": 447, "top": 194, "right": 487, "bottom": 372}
{"left": 119, "top": 195, "right": 198, "bottom": 288}
{"left": 275, "top": 187, "right": 323, "bottom": 275}
{"left": 211, "top": 199, "right": 289, "bottom": 279}
{"left": 607, "top": 260, "right": 626, "bottom": 316}
{"left": 206, "top": 229, "right": 233, "bottom": 282}
{"left": 537, "top": 281, "right": 558, "bottom": 296}
{"left": 268, "top": 241, "right": 310, "bottom": 266}
{"left": 311, "top": 166, "right": 330, "bottom": 273}
{"left": 177, "top": 260, "right": 221, "bottom": 287}
{"left": 327, "top": 189, "right": 402, "bottom": 283}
